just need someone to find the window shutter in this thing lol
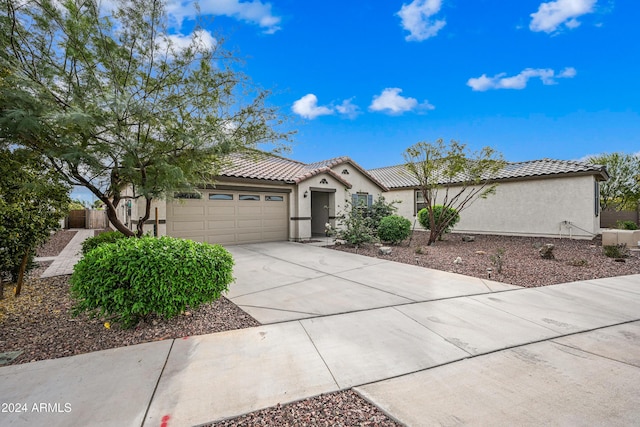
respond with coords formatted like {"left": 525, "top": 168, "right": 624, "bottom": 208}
{"left": 367, "top": 194, "right": 373, "bottom": 208}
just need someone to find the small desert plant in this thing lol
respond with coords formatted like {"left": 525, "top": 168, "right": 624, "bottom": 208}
{"left": 336, "top": 197, "right": 374, "bottom": 246}
{"left": 489, "top": 248, "right": 505, "bottom": 273}
{"left": 415, "top": 246, "right": 424, "bottom": 255}
{"left": 377, "top": 215, "right": 411, "bottom": 245}
{"left": 81, "top": 230, "right": 128, "bottom": 255}
{"left": 71, "top": 236, "right": 234, "bottom": 328}
{"left": 616, "top": 220, "right": 638, "bottom": 230}
{"left": 567, "top": 258, "right": 588, "bottom": 267}
{"left": 603, "top": 244, "right": 629, "bottom": 259}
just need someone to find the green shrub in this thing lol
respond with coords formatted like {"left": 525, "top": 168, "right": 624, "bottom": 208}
{"left": 81, "top": 230, "right": 128, "bottom": 255}
{"left": 336, "top": 197, "right": 375, "bottom": 246}
{"left": 616, "top": 220, "right": 638, "bottom": 230}
{"left": 603, "top": 244, "right": 629, "bottom": 259}
{"left": 417, "top": 205, "right": 461, "bottom": 239}
{"left": 365, "top": 196, "right": 399, "bottom": 232}
{"left": 70, "top": 236, "right": 234, "bottom": 327}
{"left": 377, "top": 215, "right": 411, "bottom": 245}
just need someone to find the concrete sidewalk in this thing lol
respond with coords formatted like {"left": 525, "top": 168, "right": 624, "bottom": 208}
{"left": 38, "top": 229, "right": 94, "bottom": 278}
{"left": 1, "top": 241, "right": 639, "bottom": 426}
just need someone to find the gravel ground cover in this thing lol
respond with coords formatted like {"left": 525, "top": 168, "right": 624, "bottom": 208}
{"left": 332, "top": 231, "right": 640, "bottom": 287}
{"left": 0, "top": 266, "right": 259, "bottom": 365}
{"left": 206, "top": 390, "right": 401, "bottom": 427}
{"left": 36, "top": 229, "right": 77, "bottom": 257}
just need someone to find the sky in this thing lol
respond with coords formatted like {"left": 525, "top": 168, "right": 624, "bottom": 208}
{"left": 162, "top": 0, "right": 639, "bottom": 169}
{"left": 74, "top": 0, "right": 640, "bottom": 203}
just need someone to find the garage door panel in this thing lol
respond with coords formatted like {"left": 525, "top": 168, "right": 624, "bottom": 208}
{"left": 171, "top": 221, "right": 206, "bottom": 231}
{"left": 237, "top": 219, "right": 262, "bottom": 228}
{"left": 172, "top": 206, "right": 206, "bottom": 216}
{"left": 238, "top": 206, "right": 263, "bottom": 216}
{"left": 167, "top": 190, "right": 288, "bottom": 245}
{"left": 208, "top": 206, "right": 236, "bottom": 215}
{"left": 263, "top": 218, "right": 286, "bottom": 227}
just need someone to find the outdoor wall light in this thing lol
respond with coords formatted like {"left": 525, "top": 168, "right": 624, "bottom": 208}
{"left": 303, "top": 190, "right": 309, "bottom": 198}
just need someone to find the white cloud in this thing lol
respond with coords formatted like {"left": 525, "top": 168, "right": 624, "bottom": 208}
{"left": 292, "top": 94, "right": 334, "bottom": 119}
{"left": 166, "top": 0, "right": 282, "bottom": 34}
{"left": 467, "top": 67, "right": 577, "bottom": 91}
{"left": 156, "top": 29, "right": 217, "bottom": 57}
{"left": 369, "top": 88, "right": 434, "bottom": 114}
{"left": 335, "top": 98, "right": 360, "bottom": 119}
{"left": 397, "top": 0, "right": 446, "bottom": 41}
{"left": 530, "top": 0, "right": 597, "bottom": 33}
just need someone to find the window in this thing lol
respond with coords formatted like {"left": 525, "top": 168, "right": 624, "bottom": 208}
{"left": 239, "top": 194, "right": 260, "bottom": 201}
{"left": 174, "top": 192, "right": 202, "bottom": 199}
{"left": 415, "top": 191, "right": 427, "bottom": 215}
{"left": 594, "top": 181, "right": 600, "bottom": 217}
{"left": 209, "top": 193, "right": 233, "bottom": 200}
{"left": 352, "top": 193, "right": 372, "bottom": 209}
{"left": 266, "top": 195, "right": 283, "bottom": 201}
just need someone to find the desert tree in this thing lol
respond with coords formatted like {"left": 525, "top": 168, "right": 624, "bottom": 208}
{"left": 0, "top": 0, "right": 291, "bottom": 236}
{"left": 587, "top": 152, "right": 640, "bottom": 211}
{"left": 404, "top": 139, "right": 506, "bottom": 245}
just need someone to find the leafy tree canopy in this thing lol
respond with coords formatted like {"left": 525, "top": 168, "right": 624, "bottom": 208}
{"left": 0, "top": 0, "right": 292, "bottom": 236}
{"left": 404, "top": 139, "right": 505, "bottom": 245}
{"left": 0, "top": 148, "right": 70, "bottom": 297}
{"left": 587, "top": 152, "right": 640, "bottom": 211}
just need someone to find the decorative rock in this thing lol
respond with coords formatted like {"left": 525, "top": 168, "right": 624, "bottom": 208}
{"left": 453, "top": 256, "right": 463, "bottom": 265}
{"left": 539, "top": 243, "right": 555, "bottom": 259}
{"left": 379, "top": 246, "right": 392, "bottom": 255}
{"left": 461, "top": 235, "right": 476, "bottom": 242}
{"left": 374, "top": 243, "right": 383, "bottom": 247}
{"left": 335, "top": 239, "right": 347, "bottom": 246}
{"left": 475, "top": 250, "right": 487, "bottom": 255}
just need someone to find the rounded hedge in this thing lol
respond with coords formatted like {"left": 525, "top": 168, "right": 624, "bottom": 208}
{"left": 377, "top": 215, "right": 411, "bottom": 245}
{"left": 81, "top": 230, "right": 128, "bottom": 255}
{"left": 417, "top": 205, "right": 460, "bottom": 236}
{"left": 70, "top": 236, "right": 234, "bottom": 328}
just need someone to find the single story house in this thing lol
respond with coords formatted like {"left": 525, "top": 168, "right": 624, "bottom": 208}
{"left": 369, "top": 159, "right": 609, "bottom": 240}
{"left": 125, "top": 151, "right": 388, "bottom": 244}
{"left": 121, "top": 152, "right": 608, "bottom": 244}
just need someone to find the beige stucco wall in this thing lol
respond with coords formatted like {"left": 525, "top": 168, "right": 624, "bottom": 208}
{"left": 390, "top": 175, "right": 601, "bottom": 239}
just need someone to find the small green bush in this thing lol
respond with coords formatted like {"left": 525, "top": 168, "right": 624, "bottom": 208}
{"left": 81, "top": 230, "right": 128, "bottom": 255}
{"left": 616, "top": 220, "right": 639, "bottom": 230}
{"left": 377, "top": 215, "right": 411, "bottom": 245}
{"left": 71, "top": 236, "right": 234, "bottom": 327}
{"left": 417, "top": 205, "right": 461, "bottom": 239}
{"left": 603, "top": 244, "right": 629, "bottom": 259}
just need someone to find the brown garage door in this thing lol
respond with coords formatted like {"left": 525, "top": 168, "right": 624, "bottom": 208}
{"left": 167, "top": 190, "right": 288, "bottom": 245}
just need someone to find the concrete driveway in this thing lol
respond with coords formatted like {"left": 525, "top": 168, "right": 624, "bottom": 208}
{"left": 1, "top": 241, "right": 639, "bottom": 426}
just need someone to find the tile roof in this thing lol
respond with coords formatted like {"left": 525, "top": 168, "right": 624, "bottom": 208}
{"left": 368, "top": 158, "right": 609, "bottom": 189}
{"left": 218, "top": 152, "right": 388, "bottom": 190}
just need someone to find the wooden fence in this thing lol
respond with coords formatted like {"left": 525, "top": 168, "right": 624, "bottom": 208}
{"left": 66, "top": 209, "right": 108, "bottom": 229}
{"left": 600, "top": 208, "right": 639, "bottom": 228}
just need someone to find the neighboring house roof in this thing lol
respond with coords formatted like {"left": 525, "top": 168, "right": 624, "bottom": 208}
{"left": 217, "top": 151, "right": 388, "bottom": 190}
{"left": 369, "top": 159, "right": 610, "bottom": 190}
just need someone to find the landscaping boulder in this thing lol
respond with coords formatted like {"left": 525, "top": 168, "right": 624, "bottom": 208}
{"left": 379, "top": 246, "right": 392, "bottom": 255}
{"left": 461, "top": 235, "right": 476, "bottom": 242}
{"left": 539, "top": 243, "right": 555, "bottom": 260}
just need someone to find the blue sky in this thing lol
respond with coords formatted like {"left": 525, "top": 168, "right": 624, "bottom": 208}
{"left": 169, "top": 0, "right": 639, "bottom": 169}
{"left": 74, "top": 0, "right": 639, "bottom": 203}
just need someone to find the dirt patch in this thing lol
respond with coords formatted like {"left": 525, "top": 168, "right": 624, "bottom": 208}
{"left": 332, "top": 232, "right": 640, "bottom": 288}
{"left": 207, "top": 390, "right": 401, "bottom": 427}
{"left": 0, "top": 269, "right": 259, "bottom": 366}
